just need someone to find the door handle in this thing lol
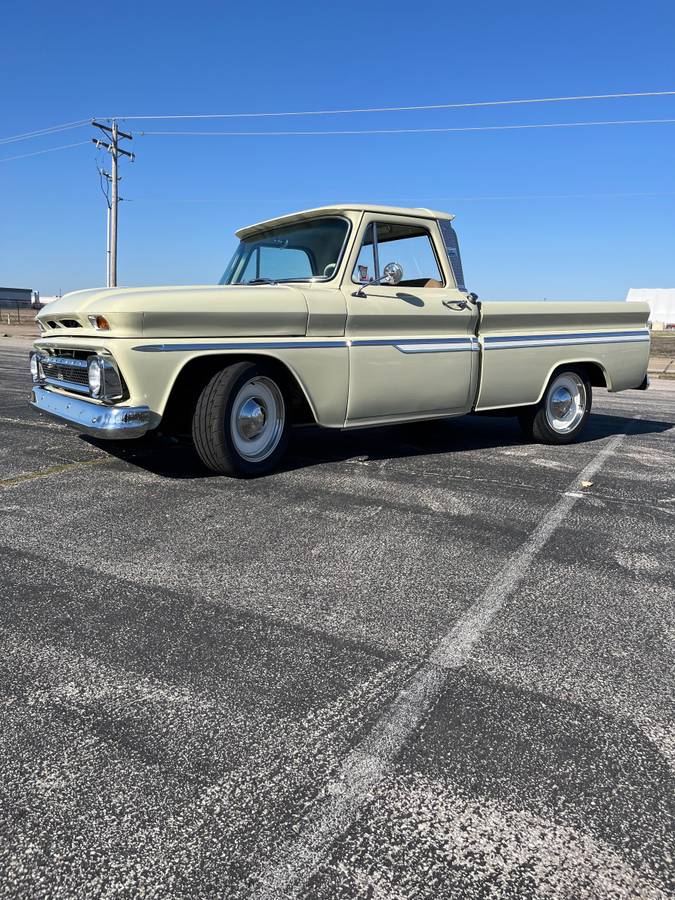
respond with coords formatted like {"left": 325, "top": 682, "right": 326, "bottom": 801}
{"left": 442, "top": 298, "right": 469, "bottom": 310}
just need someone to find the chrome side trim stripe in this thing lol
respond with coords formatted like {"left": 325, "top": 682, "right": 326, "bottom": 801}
{"left": 394, "top": 341, "right": 476, "bottom": 354}
{"left": 485, "top": 329, "right": 648, "bottom": 343}
{"left": 132, "top": 330, "right": 648, "bottom": 354}
{"left": 133, "top": 338, "right": 476, "bottom": 353}
{"left": 484, "top": 331, "right": 649, "bottom": 351}
{"left": 352, "top": 336, "right": 476, "bottom": 354}
{"left": 351, "top": 336, "right": 471, "bottom": 347}
{"left": 133, "top": 340, "right": 349, "bottom": 353}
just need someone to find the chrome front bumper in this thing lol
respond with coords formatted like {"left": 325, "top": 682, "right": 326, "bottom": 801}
{"left": 30, "top": 385, "right": 152, "bottom": 439}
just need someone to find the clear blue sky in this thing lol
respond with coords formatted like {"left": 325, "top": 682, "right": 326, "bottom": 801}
{"left": 1, "top": 0, "right": 674, "bottom": 299}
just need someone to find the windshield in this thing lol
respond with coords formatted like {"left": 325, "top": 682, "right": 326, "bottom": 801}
{"left": 220, "top": 216, "right": 350, "bottom": 285}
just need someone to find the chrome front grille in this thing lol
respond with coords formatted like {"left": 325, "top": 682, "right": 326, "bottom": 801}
{"left": 41, "top": 356, "right": 90, "bottom": 394}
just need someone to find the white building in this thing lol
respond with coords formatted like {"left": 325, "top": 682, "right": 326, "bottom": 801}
{"left": 626, "top": 289, "right": 675, "bottom": 330}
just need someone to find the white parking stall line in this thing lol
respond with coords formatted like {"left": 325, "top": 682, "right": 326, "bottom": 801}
{"left": 250, "top": 427, "right": 632, "bottom": 899}
{"left": 0, "top": 414, "right": 64, "bottom": 431}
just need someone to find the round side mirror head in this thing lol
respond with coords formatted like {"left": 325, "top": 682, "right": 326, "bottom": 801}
{"left": 382, "top": 262, "right": 403, "bottom": 285}
{"left": 467, "top": 292, "right": 479, "bottom": 303}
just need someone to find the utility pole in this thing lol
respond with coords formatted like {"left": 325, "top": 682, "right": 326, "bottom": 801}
{"left": 92, "top": 120, "right": 134, "bottom": 287}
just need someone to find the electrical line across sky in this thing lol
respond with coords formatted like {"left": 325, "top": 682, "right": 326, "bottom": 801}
{"left": 3, "top": 116, "right": 675, "bottom": 164}
{"left": 2, "top": 88, "right": 675, "bottom": 148}
{"left": 114, "top": 89, "right": 675, "bottom": 121}
{"left": 0, "top": 120, "right": 90, "bottom": 146}
{"left": 137, "top": 117, "right": 675, "bottom": 137}
{"left": 0, "top": 141, "right": 90, "bottom": 164}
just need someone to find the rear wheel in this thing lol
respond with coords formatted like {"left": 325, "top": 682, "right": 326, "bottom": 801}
{"left": 192, "top": 362, "right": 289, "bottom": 476}
{"left": 518, "top": 369, "right": 592, "bottom": 444}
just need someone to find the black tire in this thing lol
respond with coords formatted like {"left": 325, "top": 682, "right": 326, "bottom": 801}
{"left": 192, "top": 362, "right": 289, "bottom": 476}
{"left": 518, "top": 367, "right": 592, "bottom": 445}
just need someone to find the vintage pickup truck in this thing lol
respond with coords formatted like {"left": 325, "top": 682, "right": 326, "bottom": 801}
{"left": 29, "top": 204, "right": 650, "bottom": 476}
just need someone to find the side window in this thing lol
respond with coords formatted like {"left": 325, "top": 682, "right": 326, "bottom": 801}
{"left": 351, "top": 222, "right": 444, "bottom": 287}
{"left": 378, "top": 225, "right": 443, "bottom": 287}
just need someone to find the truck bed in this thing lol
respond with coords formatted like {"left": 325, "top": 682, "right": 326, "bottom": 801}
{"left": 475, "top": 301, "right": 651, "bottom": 409}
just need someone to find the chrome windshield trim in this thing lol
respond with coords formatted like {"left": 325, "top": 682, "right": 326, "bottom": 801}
{"left": 220, "top": 215, "right": 353, "bottom": 286}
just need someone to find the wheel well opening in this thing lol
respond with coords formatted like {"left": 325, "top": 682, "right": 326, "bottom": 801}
{"left": 582, "top": 362, "right": 609, "bottom": 388}
{"left": 550, "top": 361, "right": 608, "bottom": 389}
{"left": 160, "top": 355, "right": 316, "bottom": 436}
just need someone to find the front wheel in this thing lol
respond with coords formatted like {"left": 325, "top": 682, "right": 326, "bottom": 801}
{"left": 518, "top": 369, "right": 592, "bottom": 444}
{"left": 192, "top": 362, "right": 289, "bottom": 476}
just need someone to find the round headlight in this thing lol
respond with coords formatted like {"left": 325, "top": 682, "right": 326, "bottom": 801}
{"left": 29, "top": 353, "right": 39, "bottom": 382}
{"left": 88, "top": 357, "right": 102, "bottom": 397}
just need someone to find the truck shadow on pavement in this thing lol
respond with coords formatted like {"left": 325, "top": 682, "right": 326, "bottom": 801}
{"left": 85, "top": 411, "right": 673, "bottom": 481}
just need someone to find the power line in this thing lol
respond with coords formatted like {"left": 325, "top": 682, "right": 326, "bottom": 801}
{"left": 0, "top": 141, "right": 90, "bottom": 163}
{"left": 4, "top": 89, "right": 674, "bottom": 147}
{"left": 410, "top": 190, "right": 675, "bottom": 201}
{"left": 138, "top": 117, "right": 675, "bottom": 137}
{"left": 125, "top": 189, "right": 675, "bottom": 207}
{"left": 116, "top": 90, "right": 675, "bottom": 121}
{"left": 0, "top": 119, "right": 90, "bottom": 146}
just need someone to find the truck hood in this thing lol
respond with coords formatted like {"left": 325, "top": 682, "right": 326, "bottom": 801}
{"left": 36, "top": 284, "right": 309, "bottom": 338}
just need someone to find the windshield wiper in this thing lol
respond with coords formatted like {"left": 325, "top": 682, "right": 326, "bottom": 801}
{"left": 245, "top": 277, "right": 278, "bottom": 285}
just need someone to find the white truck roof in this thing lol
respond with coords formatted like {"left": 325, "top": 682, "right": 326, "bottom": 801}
{"left": 236, "top": 204, "right": 455, "bottom": 239}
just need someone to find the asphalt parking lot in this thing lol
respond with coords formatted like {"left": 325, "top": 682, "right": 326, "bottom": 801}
{"left": 0, "top": 336, "right": 673, "bottom": 899}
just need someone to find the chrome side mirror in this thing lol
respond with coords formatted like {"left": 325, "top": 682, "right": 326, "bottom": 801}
{"left": 381, "top": 261, "right": 403, "bottom": 285}
{"left": 353, "top": 261, "right": 404, "bottom": 297}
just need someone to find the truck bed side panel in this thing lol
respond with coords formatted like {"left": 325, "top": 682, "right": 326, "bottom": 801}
{"left": 475, "top": 301, "right": 650, "bottom": 410}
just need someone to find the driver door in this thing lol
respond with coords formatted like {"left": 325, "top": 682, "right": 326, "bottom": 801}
{"left": 341, "top": 213, "right": 478, "bottom": 424}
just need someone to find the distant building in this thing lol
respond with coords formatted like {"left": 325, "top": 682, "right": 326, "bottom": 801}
{"left": 0, "top": 286, "right": 33, "bottom": 308}
{"left": 626, "top": 289, "right": 675, "bottom": 330}
{"left": 0, "top": 287, "right": 63, "bottom": 316}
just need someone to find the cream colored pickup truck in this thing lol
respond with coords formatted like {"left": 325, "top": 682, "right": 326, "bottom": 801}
{"left": 30, "top": 204, "right": 650, "bottom": 476}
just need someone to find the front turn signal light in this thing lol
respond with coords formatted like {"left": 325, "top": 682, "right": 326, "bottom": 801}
{"left": 88, "top": 314, "right": 111, "bottom": 331}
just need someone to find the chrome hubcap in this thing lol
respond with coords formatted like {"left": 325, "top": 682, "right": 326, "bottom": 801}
{"left": 550, "top": 387, "right": 573, "bottom": 419}
{"left": 545, "top": 373, "right": 586, "bottom": 434}
{"left": 230, "top": 376, "right": 285, "bottom": 462}
{"left": 238, "top": 398, "right": 267, "bottom": 439}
